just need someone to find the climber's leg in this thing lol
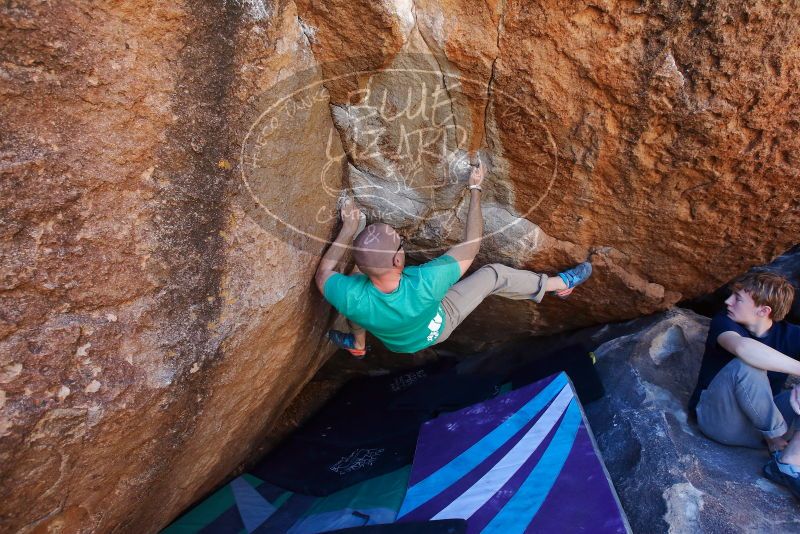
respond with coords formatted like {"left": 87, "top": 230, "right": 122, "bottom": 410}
{"left": 434, "top": 264, "right": 548, "bottom": 344}
{"left": 349, "top": 320, "right": 366, "bottom": 350}
{"left": 545, "top": 276, "right": 568, "bottom": 292}
{"left": 326, "top": 264, "right": 368, "bottom": 357}
{"left": 327, "top": 324, "right": 367, "bottom": 357}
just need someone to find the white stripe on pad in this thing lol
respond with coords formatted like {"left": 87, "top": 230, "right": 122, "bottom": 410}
{"left": 431, "top": 385, "right": 574, "bottom": 520}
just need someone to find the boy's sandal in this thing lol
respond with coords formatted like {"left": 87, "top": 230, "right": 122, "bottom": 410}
{"left": 327, "top": 329, "right": 367, "bottom": 359}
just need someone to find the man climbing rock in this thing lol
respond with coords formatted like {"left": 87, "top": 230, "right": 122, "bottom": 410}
{"left": 688, "top": 272, "right": 800, "bottom": 499}
{"left": 314, "top": 160, "right": 592, "bottom": 357}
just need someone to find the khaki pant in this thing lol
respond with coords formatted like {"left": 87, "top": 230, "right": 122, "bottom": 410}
{"left": 697, "top": 358, "right": 797, "bottom": 448}
{"left": 433, "top": 263, "right": 549, "bottom": 345}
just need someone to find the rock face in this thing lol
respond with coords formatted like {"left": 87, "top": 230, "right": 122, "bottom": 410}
{"left": 2, "top": 0, "right": 799, "bottom": 532}
{"left": 1, "top": 2, "right": 341, "bottom": 532}
{"left": 585, "top": 309, "right": 800, "bottom": 533}
{"left": 294, "top": 0, "right": 800, "bottom": 348}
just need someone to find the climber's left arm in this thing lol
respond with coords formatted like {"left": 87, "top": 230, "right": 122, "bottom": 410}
{"left": 315, "top": 200, "right": 362, "bottom": 293}
{"left": 445, "top": 160, "right": 484, "bottom": 276}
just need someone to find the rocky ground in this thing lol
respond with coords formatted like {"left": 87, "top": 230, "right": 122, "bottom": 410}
{"left": 586, "top": 308, "right": 800, "bottom": 533}
{"left": 232, "top": 306, "right": 800, "bottom": 534}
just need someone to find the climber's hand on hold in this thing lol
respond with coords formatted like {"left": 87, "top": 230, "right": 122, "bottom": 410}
{"left": 468, "top": 159, "right": 485, "bottom": 188}
{"left": 315, "top": 197, "right": 363, "bottom": 294}
{"left": 444, "top": 156, "right": 484, "bottom": 277}
{"left": 340, "top": 197, "right": 363, "bottom": 236}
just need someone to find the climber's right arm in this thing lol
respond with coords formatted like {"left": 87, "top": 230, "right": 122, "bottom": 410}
{"left": 315, "top": 200, "right": 362, "bottom": 293}
{"left": 445, "top": 161, "right": 484, "bottom": 276}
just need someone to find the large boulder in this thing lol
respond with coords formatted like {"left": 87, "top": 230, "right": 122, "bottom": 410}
{"left": 293, "top": 0, "right": 800, "bottom": 347}
{"left": 585, "top": 308, "right": 800, "bottom": 533}
{"left": 1, "top": 2, "right": 341, "bottom": 532}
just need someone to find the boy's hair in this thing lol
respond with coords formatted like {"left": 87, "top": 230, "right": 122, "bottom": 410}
{"left": 730, "top": 271, "right": 795, "bottom": 321}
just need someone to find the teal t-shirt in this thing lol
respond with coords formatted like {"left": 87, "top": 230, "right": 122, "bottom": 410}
{"left": 323, "top": 255, "right": 462, "bottom": 353}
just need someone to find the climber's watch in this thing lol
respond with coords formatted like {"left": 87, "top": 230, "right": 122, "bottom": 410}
{"left": 467, "top": 184, "right": 482, "bottom": 192}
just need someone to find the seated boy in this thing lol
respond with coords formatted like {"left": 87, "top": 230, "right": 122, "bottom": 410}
{"left": 688, "top": 271, "right": 800, "bottom": 498}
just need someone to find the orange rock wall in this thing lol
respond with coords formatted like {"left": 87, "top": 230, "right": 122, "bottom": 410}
{"left": 2, "top": 2, "right": 340, "bottom": 532}
{"left": 295, "top": 0, "right": 800, "bottom": 348}
{"left": 1, "top": 0, "right": 799, "bottom": 532}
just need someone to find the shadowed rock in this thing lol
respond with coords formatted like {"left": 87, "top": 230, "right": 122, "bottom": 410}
{"left": 586, "top": 309, "right": 800, "bottom": 533}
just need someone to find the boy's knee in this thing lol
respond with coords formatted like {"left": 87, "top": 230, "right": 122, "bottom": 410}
{"left": 728, "top": 358, "right": 767, "bottom": 381}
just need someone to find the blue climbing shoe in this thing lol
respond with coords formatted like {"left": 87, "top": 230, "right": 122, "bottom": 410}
{"left": 764, "top": 455, "right": 800, "bottom": 500}
{"left": 558, "top": 261, "right": 593, "bottom": 290}
{"left": 327, "top": 329, "right": 367, "bottom": 358}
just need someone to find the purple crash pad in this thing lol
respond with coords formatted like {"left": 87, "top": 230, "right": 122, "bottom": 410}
{"left": 396, "top": 372, "right": 630, "bottom": 533}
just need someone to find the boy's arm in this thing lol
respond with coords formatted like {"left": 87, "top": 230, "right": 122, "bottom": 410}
{"left": 445, "top": 160, "right": 484, "bottom": 276}
{"left": 315, "top": 199, "right": 362, "bottom": 294}
{"left": 718, "top": 331, "right": 800, "bottom": 375}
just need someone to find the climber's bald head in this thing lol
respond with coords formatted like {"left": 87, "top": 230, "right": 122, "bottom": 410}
{"left": 353, "top": 223, "right": 404, "bottom": 275}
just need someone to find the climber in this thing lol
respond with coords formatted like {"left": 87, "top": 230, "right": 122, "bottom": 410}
{"left": 687, "top": 271, "right": 800, "bottom": 499}
{"left": 313, "top": 158, "right": 593, "bottom": 358}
